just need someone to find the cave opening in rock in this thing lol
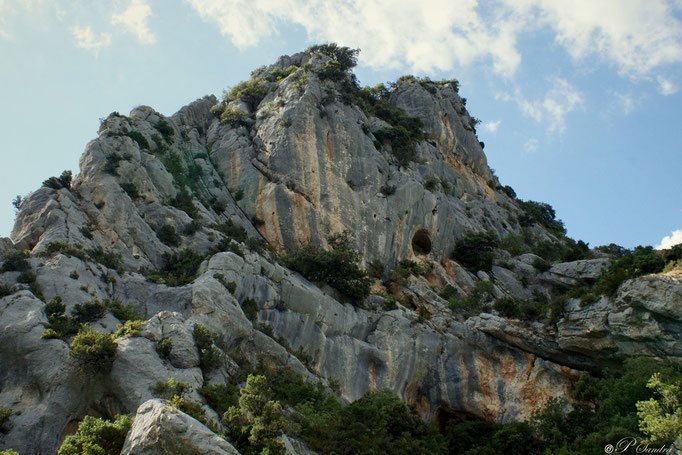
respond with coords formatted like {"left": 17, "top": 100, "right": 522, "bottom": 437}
{"left": 411, "top": 229, "right": 432, "bottom": 255}
{"left": 433, "top": 407, "right": 481, "bottom": 433}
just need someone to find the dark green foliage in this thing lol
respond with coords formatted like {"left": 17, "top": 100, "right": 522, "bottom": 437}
{"left": 251, "top": 216, "right": 265, "bottom": 228}
{"left": 170, "top": 188, "right": 198, "bottom": 218}
{"left": 72, "top": 299, "right": 107, "bottom": 323}
{"left": 103, "top": 154, "right": 122, "bottom": 175}
{"left": 374, "top": 126, "right": 419, "bottom": 166}
{"left": 214, "top": 220, "right": 248, "bottom": 243}
{"left": 389, "top": 259, "right": 424, "bottom": 285}
{"left": 86, "top": 247, "right": 121, "bottom": 270}
{"left": 80, "top": 224, "right": 94, "bottom": 239}
{"left": 218, "top": 239, "right": 244, "bottom": 257}
{"left": 532, "top": 257, "right": 551, "bottom": 272}
{"left": 493, "top": 297, "right": 520, "bottom": 318}
{"left": 69, "top": 328, "right": 118, "bottom": 374}
{"left": 381, "top": 296, "right": 398, "bottom": 311}
{"left": 298, "top": 389, "right": 447, "bottom": 455}
{"left": 596, "top": 243, "right": 629, "bottom": 258}
{"left": 124, "top": 131, "right": 150, "bottom": 150}
{"left": 453, "top": 231, "right": 498, "bottom": 273}
{"left": 157, "top": 224, "right": 180, "bottom": 247}
{"left": 379, "top": 184, "right": 396, "bottom": 196}
{"left": 594, "top": 246, "right": 666, "bottom": 296}
{"left": 0, "top": 284, "right": 12, "bottom": 298}
{"left": 547, "top": 294, "right": 567, "bottom": 326}
{"left": 424, "top": 176, "right": 439, "bottom": 191}
{"left": 447, "top": 280, "right": 495, "bottom": 317}
{"left": 316, "top": 60, "right": 350, "bottom": 82}
{"left": 233, "top": 188, "right": 244, "bottom": 201}
{"left": 198, "top": 383, "right": 239, "bottom": 416}
{"left": 219, "top": 106, "right": 248, "bottom": 126}
{"left": 1, "top": 249, "right": 30, "bottom": 272}
{"left": 149, "top": 377, "right": 190, "bottom": 399}
{"left": 241, "top": 298, "right": 258, "bottom": 322}
{"left": 438, "top": 285, "right": 459, "bottom": 301}
{"left": 143, "top": 249, "right": 204, "bottom": 286}
{"left": 287, "top": 231, "right": 371, "bottom": 303}
{"left": 265, "top": 65, "right": 299, "bottom": 82}
{"left": 11, "top": 194, "right": 22, "bottom": 211}
{"left": 156, "top": 338, "right": 173, "bottom": 359}
{"left": 42, "top": 170, "right": 72, "bottom": 190}
{"left": 518, "top": 200, "right": 566, "bottom": 236}
{"left": 368, "top": 259, "right": 385, "bottom": 278}
{"left": 42, "top": 296, "right": 77, "bottom": 338}
{"left": 501, "top": 185, "right": 517, "bottom": 199}
{"left": 227, "top": 78, "right": 268, "bottom": 109}
{"left": 120, "top": 182, "right": 140, "bottom": 199}
{"left": 307, "top": 43, "right": 359, "bottom": 71}
{"left": 57, "top": 414, "right": 131, "bottom": 455}
{"left": 17, "top": 270, "right": 43, "bottom": 299}
{"left": 154, "top": 119, "right": 174, "bottom": 143}
{"left": 0, "top": 405, "right": 12, "bottom": 433}
{"left": 106, "top": 299, "right": 143, "bottom": 322}
{"left": 38, "top": 241, "right": 87, "bottom": 260}
{"left": 193, "top": 323, "right": 221, "bottom": 373}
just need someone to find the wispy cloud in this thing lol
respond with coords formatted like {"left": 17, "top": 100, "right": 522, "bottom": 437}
{"left": 482, "top": 120, "right": 501, "bottom": 133}
{"left": 657, "top": 76, "right": 678, "bottom": 95}
{"left": 656, "top": 228, "right": 682, "bottom": 249}
{"left": 497, "top": 78, "right": 584, "bottom": 133}
{"left": 523, "top": 138, "right": 539, "bottom": 154}
{"left": 111, "top": 0, "right": 156, "bottom": 45}
{"left": 185, "top": 0, "right": 682, "bottom": 79}
{"left": 614, "top": 92, "right": 636, "bottom": 115}
{"left": 71, "top": 25, "right": 112, "bottom": 56}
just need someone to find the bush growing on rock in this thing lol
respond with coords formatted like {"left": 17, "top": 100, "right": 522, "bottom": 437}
{"left": 307, "top": 43, "right": 359, "bottom": 71}
{"left": 287, "top": 230, "right": 371, "bottom": 303}
{"left": 42, "top": 170, "right": 72, "bottom": 190}
{"left": 447, "top": 280, "right": 495, "bottom": 317}
{"left": 594, "top": 246, "right": 666, "bottom": 296}
{"left": 220, "top": 105, "right": 248, "bottom": 126}
{"left": 453, "top": 231, "right": 498, "bottom": 273}
{"left": 57, "top": 414, "right": 131, "bottom": 455}
{"left": 143, "top": 249, "right": 204, "bottom": 286}
{"left": 193, "top": 323, "right": 221, "bottom": 373}
{"left": 69, "top": 327, "right": 117, "bottom": 374}
{"left": 0, "top": 405, "right": 13, "bottom": 433}
{"left": 72, "top": 299, "right": 107, "bottom": 323}
{"left": 226, "top": 78, "right": 268, "bottom": 110}
{"left": 156, "top": 224, "right": 180, "bottom": 247}
{"left": 156, "top": 337, "right": 173, "bottom": 359}
{"left": 1, "top": 249, "right": 30, "bottom": 272}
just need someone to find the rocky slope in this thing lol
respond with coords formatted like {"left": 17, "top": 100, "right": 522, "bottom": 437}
{"left": 1, "top": 48, "right": 680, "bottom": 454}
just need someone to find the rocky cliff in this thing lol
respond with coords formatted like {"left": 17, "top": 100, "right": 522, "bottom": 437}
{"left": 1, "top": 47, "right": 680, "bottom": 454}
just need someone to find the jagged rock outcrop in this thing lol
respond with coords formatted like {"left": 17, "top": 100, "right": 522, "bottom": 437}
{"left": 121, "top": 399, "right": 240, "bottom": 455}
{"left": 1, "top": 48, "right": 681, "bottom": 454}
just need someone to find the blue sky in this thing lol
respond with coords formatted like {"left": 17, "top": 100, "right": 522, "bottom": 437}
{"left": 1, "top": 0, "right": 681, "bottom": 250}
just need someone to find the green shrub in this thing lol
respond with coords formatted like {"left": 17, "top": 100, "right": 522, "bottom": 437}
{"left": 379, "top": 184, "right": 396, "bottom": 196}
{"left": 149, "top": 377, "right": 190, "bottom": 399}
{"left": 170, "top": 188, "right": 198, "bottom": 219}
{"left": 0, "top": 284, "right": 12, "bottom": 298}
{"left": 286, "top": 231, "right": 371, "bottom": 303}
{"left": 42, "top": 170, "right": 73, "bottom": 190}
{"left": 86, "top": 247, "right": 121, "bottom": 270}
{"left": 169, "top": 394, "right": 206, "bottom": 424}
{"left": 223, "top": 374, "right": 288, "bottom": 455}
{"left": 0, "top": 449, "right": 18, "bottom": 455}
{"left": 453, "top": 231, "right": 498, "bottom": 273}
{"left": 424, "top": 176, "right": 439, "bottom": 191}
{"left": 240, "top": 298, "right": 258, "bottom": 322}
{"left": 532, "top": 257, "right": 551, "bottom": 272}
{"left": 73, "top": 299, "right": 107, "bottom": 323}
{"left": 226, "top": 78, "right": 268, "bottom": 109}
{"left": 125, "top": 131, "right": 149, "bottom": 150}
{"left": 157, "top": 224, "right": 180, "bottom": 247}
{"left": 518, "top": 200, "right": 566, "bottom": 236}
{"left": 493, "top": 297, "right": 521, "bottom": 318}
{"left": 154, "top": 119, "right": 174, "bottom": 143}
{"left": 374, "top": 126, "right": 419, "bottom": 166}
{"left": 198, "top": 383, "right": 239, "bottom": 416}
{"left": 43, "top": 296, "right": 77, "bottom": 338}
{"left": 389, "top": 259, "right": 424, "bottom": 285}
{"left": 220, "top": 105, "right": 248, "bottom": 126}
{"left": 58, "top": 414, "right": 131, "bottom": 455}
{"left": 193, "top": 323, "right": 221, "bottom": 373}
{"left": 367, "top": 259, "right": 385, "bottom": 278}
{"left": 69, "top": 328, "right": 118, "bottom": 374}
{"left": 307, "top": 43, "right": 359, "bottom": 71}
{"left": 113, "top": 320, "right": 143, "bottom": 338}
{"left": 594, "top": 246, "right": 666, "bottom": 296}
{"left": 448, "top": 280, "right": 495, "bottom": 317}
{"left": 499, "top": 233, "right": 530, "bottom": 256}
{"left": 210, "top": 103, "right": 226, "bottom": 117}
{"left": 120, "top": 182, "right": 140, "bottom": 200}
{"left": 1, "top": 250, "right": 30, "bottom": 272}
{"left": 103, "top": 154, "right": 122, "bottom": 175}
{"left": 0, "top": 405, "right": 13, "bottom": 433}
{"left": 214, "top": 220, "right": 248, "bottom": 242}
{"left": 157, "top": 337, "right": 173, "bottom": 359}
{"left": 265, "top": 65, "right": 299, "bottom": 82}
{"left": 106, "top": 299, "right": 143, "bottom": 322}
{"left": 143, "top": 249, "right": 204, "bottom": 287}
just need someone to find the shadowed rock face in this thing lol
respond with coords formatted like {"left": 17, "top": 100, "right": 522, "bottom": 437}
{"left": 1, "top": 50, "right": 681, "bottom": 454}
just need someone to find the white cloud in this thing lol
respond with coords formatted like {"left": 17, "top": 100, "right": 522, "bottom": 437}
{"left": 111, "top": 0, "right": 155, "bottom": 45}
{"left": 614, "top": 92, "right": 636, "bottom": 114}
{"left": 482, "top": 120, "right": 501, "bottom": 133}
{"left": 523, "top": 138, "right": 539, "bottom": 154}
{"left": 656, "top": 229, "right": 682, "bottom": 249}
{"left": 657, "top": 75, "right": 679, "bottom": 95}
{"left": 71, "top": 25, "right": 112, "bottom": 56}
{"left": 497, "top": 78, "right": 584, "bottom": 133}
{"left": 185, "top": 0, "right": 682, "bottom": 78}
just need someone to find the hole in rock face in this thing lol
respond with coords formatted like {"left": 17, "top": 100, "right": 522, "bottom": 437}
{"left": 411, "top": 229, "right": 432, "bottom": 255}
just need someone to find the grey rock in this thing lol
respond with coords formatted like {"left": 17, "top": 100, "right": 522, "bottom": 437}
{"left": 120, "top": 399, "right": 239, "bottom": 455}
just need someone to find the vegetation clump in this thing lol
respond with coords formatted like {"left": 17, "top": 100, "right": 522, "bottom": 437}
{"left": 594, "top": 245, "right": 667, "bottom": 296}
{"left": 58, "top": 414, "right": 132, "bottom": 455}
{"left": 287, "top": 231, "right": 371, "bottom": 303}
{"left": 453, "top": 231, "right": 498, "bottom": 273}
{"left": 69, "top": 327, "right": 118, "bottom": 374}
{"left": 42, "top": 170, "right": 73, "bottom": 190}
{"left": 142, "top": 249, "right": 204, "bottom": 286}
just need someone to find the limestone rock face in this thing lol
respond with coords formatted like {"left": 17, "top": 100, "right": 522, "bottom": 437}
{"left": 121, "top": 399, "right": 240, "bottom": 455}
{"left": 1, "top": 49, "right": 681, "bottom": 454}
